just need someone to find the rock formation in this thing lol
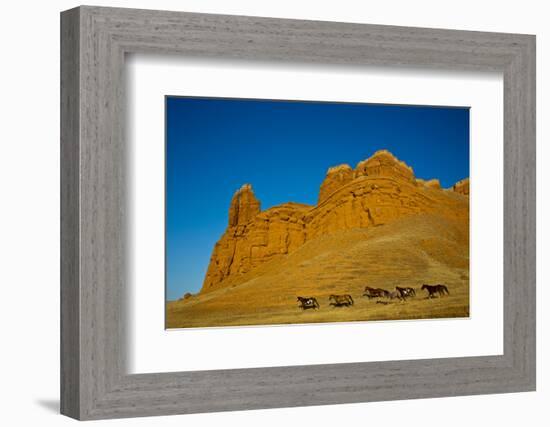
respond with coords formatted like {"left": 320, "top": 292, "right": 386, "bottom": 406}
{"left": 354, "top": 149, "right": 415, "bottom": 183}
{"left": 416, "top": 178, "right": 441, "bottom": 190}
{"left": 228, "top": 183, "right": 261, "bottom": 226}
{"left": 178, "top": 292, "right": 193, "bottom": 302}
{"left": 201, "top": 150, "right": 469, "bottom": 293}
{"left": 452, "top": 178, "right": 470, "bottom": 196}
{"left": 318, "top": 164, "right": 354, "bottom": 203}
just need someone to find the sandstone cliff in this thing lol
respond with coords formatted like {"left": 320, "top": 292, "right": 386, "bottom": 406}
{"left": 201, "top": 150, "right": 469, "bottom": 293}
{"left": 318, "top": 164, "right": 354, "bottom": 204}
{"left": 416, "top": 178, "right": 441, "bottom": 190}
{"left": 228, "top": 183, "right": 261, "bottom": 226}
{"left": 452, "top": 178, "right": 470, "bottom": 196}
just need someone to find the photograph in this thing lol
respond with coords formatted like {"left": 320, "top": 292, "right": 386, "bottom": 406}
{"left": 165, "top": 96, "right": 470, "bottom": 328}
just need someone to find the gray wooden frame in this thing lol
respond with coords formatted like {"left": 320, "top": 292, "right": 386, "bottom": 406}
{"left": 60, "top": 5, "right": 536, "bottom": 420}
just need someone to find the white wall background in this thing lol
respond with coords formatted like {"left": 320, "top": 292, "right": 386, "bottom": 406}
{"left": 0, "top": 1, "right": 546, "bottom": 425}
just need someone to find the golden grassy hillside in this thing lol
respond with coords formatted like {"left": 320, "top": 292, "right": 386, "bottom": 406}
{"left": 166, "top": 213, "right": 469, "bottom": 328}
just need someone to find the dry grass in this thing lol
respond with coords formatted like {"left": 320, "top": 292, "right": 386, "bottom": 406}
{"left": 166, "top": 214, "right": 469, "bottom": 328}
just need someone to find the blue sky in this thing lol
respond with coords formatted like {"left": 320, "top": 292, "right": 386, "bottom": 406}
{"left": 166, "top": 96, "right": 469, "bottom": 301}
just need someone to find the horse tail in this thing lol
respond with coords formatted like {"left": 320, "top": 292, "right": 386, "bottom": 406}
{"left": 349, "top": 295, "right": 354, "bottom": 305}
{"left": 444, "top": 285, "right": 450, "bottom": 295}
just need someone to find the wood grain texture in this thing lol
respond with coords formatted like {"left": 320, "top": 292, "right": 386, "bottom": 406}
{"left": 60, "top": 7, "right": 80, "bottom": 419}
{"left": 60, "top": 5, "right": 536, "bottom": 420}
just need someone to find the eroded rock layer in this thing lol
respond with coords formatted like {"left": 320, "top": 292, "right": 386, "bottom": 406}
{"left": 201, "top": 150, "right": 469, "bottom": 293}
{"left": 453, "top": 178, "right": 470, "bottom": 196}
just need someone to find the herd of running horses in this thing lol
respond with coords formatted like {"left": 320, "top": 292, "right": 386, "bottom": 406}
{"left": 297, "top": 284, "right": 450, "bottom": 310}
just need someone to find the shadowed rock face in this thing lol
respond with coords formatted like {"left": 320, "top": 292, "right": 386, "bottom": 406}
{"left": 200, "top": 150, "right": 469, "bottom": 293}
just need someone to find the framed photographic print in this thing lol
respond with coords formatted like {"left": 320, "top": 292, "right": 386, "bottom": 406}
{"left": 165, "top": 97, "right": 471, "bottom": 329}
{"left": 61, "top": 6, "right": 536, "bottom": 420}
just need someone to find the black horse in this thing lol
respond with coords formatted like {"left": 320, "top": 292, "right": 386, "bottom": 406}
{"left": 421, "top": 284, "right": 450, "bottom": 298}
{"left": 297, "top": 296, "right": 320, "bottom": 310}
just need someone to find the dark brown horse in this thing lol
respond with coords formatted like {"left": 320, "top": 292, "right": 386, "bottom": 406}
{"left": 329, "top": 294, "right": 354, "bottom": 307}
{"left": 421, "top": 284, "right": 450, "bottom": 298}
{"left": 363, "top": 286, "right": 390, "bottom": 299}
